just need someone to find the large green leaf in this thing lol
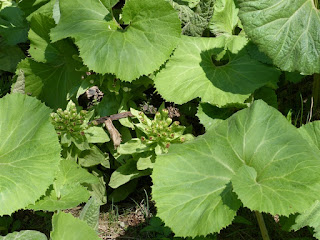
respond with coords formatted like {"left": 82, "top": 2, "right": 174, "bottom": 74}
{"left": 291, "top": 121, "right": 320, "bottom": 239}
{"left": 152, "top": 100, "right": 320, "bottom": 237}
{"left": 29, "top": 160, "right": 99, "bottom": 211}
{"left": 17, "top": 13, "right": 85, "bottom": 109}
{"left": 0, "top": 94, "right": 60, "bottom": 216}
{"left": 0, "top": 5, "right": 28, "bottom": 45}
{"left": 237, "top": 0, "right": 320, "bottom": 74}
{"left": 154, "top": 36, "right": 280, "bottom": 106}
{"left": 51, "top": 0, "right": 181, "bottom": 81}
{"left": 51, "top": 212, "right": 100, "bottom": 240}
{"left": 0, "top": 230, "right": 47, "bottom": 240}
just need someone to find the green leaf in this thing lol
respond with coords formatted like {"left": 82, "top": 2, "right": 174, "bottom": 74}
{"left": 291, "top": 200, "right": 320, "bottom": 239}
{"left": 51, "top": 212, "right": 100, "bottom": 240}
{"left": 79, "top": 197, "right": 100, "bottom": 231}
{"left": 28, "top": 13, "right": 61, "bottom": 63}
{"left": 154, "top": 36, "right": 280, "bottom": 106}
{"left": 0, "top": 6, "right": 28, "bottom": 45}
{"left": 209, "top": 0, "right": 248, "bottom": 53}
{"left": 285, "top": 72, "right": 305, "bottom": 84}
{"left": 51, "top": 0, "right": 181, "bottom": 81}
{"left": 152, "top": 100, "right": 320, "bottom": 237}
{"left": 18, "top": 0, "right": 50, "bottom": 17}
{"left": 253, "top": 87, "right": 278, "bottom": 108}
{"left": 109, "top": 159, "right": 151, "bottom": 188}
{"left": 137, "top": 154, "right": 155, "bottom": 170}
{"left": 78, "top": 145, "right": 108, "bottom": 167}
{"left": 86, "top": 170, "right": 107, "bottom": 205}
{"left": 108, "top": 179, "right": 138, "bottom": 203}
{"left": 29, "top": 184, "right": 90, "bottom": 211}
{"left": 299, "top": 121, "right": 320, "bottom": 149}
{"left": 0, "top": 40, "right": 25, "bottom": 72}
{"left": 55, "top": 160, "right": 99, "bottom": 188}
{"left": 16, "top": 13, "right": 85, "bottom": 109}
{"left": 171, "top": 0, "right": 215, "bottom": 37}
{"left": 237, "top": 0, "right": 320, "bottom": 74}
{"left": 100, "top": 0, "right": 119, "bottom": 9}
{"left": 118, "top": 138, "right": 153, "bottom": 155}
{"left": 0, "top": 94, "right": 60, "bottom": 216}
{"left": 29, "top": 160, "right": 99, "bottom": 211}
{"left": 196, "top": 102, "right": 234, "bottom": 130}
{"left": 209, "top": 0, "right": 239, "bottom": 35}
{"left": 0, "top": 230, "right": 47, "bottom": 240}
{"left": 84, "top": 127, "right": 110, "bottom": 143}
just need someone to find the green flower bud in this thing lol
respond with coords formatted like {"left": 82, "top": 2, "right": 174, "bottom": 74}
{"left": 57, "top": 108, "right": 63, "bottom": 115}
{"left": 80, "top": 110, "right": 87, "bottom": 116}
{"left": 161, "top": 109, "right": 169, "bottom": 119}
{"left": 141, "top": 136, "right": 146, "bottom": 142}
{"left": 180, "top": 137, "right": 185, "bottom": 143}
{"left": 165, "top": 143, "right": 170, "bottom": 148}
{"left": 155, "top": 112, "right": 161, "bottom": 120}
{"left": 149, "top": 136, "right": 154, "bottom": 141}
{"left": 166, "top": 118, "right": 172, "bottom": 125}
{"left": 80, "top": 131, "right": 85, "bottom": 136}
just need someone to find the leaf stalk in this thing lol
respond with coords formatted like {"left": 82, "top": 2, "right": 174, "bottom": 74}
{"left": 255, "top": 211, "right": 271, "bottom": 240}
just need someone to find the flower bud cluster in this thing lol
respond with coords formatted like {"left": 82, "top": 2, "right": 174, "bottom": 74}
{"left": 137, "top": 109, "right": 186, "bottom": 146}
{"left": 50, "top": 101, "right": 88, "bottom": 137}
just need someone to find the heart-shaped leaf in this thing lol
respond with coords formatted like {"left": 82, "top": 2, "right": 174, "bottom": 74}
{"left": 51, "top": 0, "right": 181, "bottom": 81}
{"left": 154, "top": 36, "right": 280, "bottom": 106}
{"left": 17, "top": 13, "right": 85, "bottom": 109}
{"left": 152, "top": 100, "right": 320, "bottom": 237}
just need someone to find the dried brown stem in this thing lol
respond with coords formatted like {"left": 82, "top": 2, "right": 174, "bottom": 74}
{"left": 104, "top": 118, "right": 122, "bottom": 149}
{"left": 90, "top": 111, "right": 133, "bottom": 125}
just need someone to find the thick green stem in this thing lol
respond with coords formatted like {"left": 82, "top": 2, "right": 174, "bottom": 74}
{"left": 313, "top": 73, "right": 320, "bottom": 113}
{"left": 255, "top": 211, "right": 271, "bottom": 240}
{"left": 315, "top": 0, "right": 319, "bottom": 8}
